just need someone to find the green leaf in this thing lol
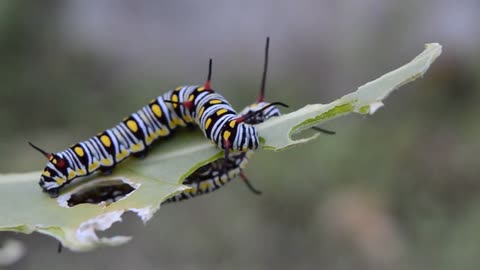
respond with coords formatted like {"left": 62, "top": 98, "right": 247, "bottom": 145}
{"left": 258, "top": 43, "right": 442, "bottom": 150}
{"left": 0, "top": 43, "right": 441, "bottom": 251}
{"left": 0, "top": 132, "right": 220, "bottom": 251}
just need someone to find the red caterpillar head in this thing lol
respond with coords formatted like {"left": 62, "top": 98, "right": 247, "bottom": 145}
{"left": 29, "top": 142, "right": 69, "bottom": 198}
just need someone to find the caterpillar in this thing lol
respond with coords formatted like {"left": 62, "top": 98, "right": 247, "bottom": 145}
{"left": 163, "top": 38, "right": 278, "bottom": 203}
{"left": 29, "top": 85, "right": 204, "bottom": 198}
{"left": 162, "top": 101, "right": 281, "bottom": 203}
{"left": 162, "top": 95, "right": 334, "bottom": 203}
{"left": 163, "top": 38, "right": 335, "bottom": 203}
{"left": 30, "top": 38, "right": 287, "bottom": 198}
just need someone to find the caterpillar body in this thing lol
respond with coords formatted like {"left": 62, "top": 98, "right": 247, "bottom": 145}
{"left": 163, "top": 37, "right": 335, "bottom": 203}
{"left": 164, "top": 102, "right": 335, "bottom": 203}
{"left": 30, "top": 87, "right": 192, "bottom": 196}
{"left": 163, "top": 100, "right": 282, "bottom": 203}
{"left": 30, "top": 38, "right": 287, "bottom": 198}
{"left": 31, "top": 84, "right": 270, "bottom": 197}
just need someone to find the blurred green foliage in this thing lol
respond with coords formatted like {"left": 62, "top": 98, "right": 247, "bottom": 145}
{"left": 1, "top": 1, "right": 480, "bottom": 270}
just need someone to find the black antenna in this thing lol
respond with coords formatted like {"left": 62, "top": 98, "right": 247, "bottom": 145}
{"left": 258, "top": 37, "right": 270, "bottom": 102}
{"left": 205, "top": 58, "right": 212, "bottom": 89}
{"left": 240, "top": 102, "right": 289, "bottom": 123}
{"left": 29, "top": 142, "right": 52, "bottom": 159}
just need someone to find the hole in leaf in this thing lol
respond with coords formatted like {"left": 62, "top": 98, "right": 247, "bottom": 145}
{"left": 58, "top": 179, "right": 138, "bottom": 208}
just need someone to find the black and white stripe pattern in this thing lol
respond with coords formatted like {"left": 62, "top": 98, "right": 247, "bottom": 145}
{"left": 163, "top": 101, "right": 282, "bottom": 203}
{"left": 36, "top": 86, "right": 270, "bottom": 197}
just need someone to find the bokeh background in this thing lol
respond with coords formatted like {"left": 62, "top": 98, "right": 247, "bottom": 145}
{"left": 1, "top": 1, "right": 479, "bottom": 269}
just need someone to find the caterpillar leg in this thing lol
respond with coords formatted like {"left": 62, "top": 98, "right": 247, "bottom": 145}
{"left": 239, "top": 172, "right": 262, "bottom": 195}
{"left": 222, "top": 139, "right": 231, "bottom": 160}
{"left": 45, "top": 187, "right": 60, "bottom": 198}
{"left": 57, "top": 242, "right": 63, "bottom": 253}
{"left": 133, "top": 149, "right": 148, "bottom": 159}
{"left": 100, "top": 167, "right": 114, "bottom": 175}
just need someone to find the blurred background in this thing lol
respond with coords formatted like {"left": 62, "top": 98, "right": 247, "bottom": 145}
{"left": 0, "top": 0, "right": 479, "bottom": 269}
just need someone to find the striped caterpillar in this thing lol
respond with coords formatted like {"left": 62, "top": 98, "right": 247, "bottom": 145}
{"left": 163, "top": 101, "right": 281, "bottom": 203}
{"left": 30, "top": 38, "right": 287, "bottom": 198}
{"left": 160, "top": 98, "right": 334, "bottom": 203}
{"left": 163, "top": 38, "right": 334, "bottom": 203}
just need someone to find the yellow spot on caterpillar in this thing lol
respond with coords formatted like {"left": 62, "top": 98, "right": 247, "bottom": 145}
{"left": 209, "top": 99, "right": 222, "bottom": 104}
{"left": 199, "top": 181, "right": 210, "bottom": 191}
{"left": 174, "top": 117, "right": 184, "bottom": 125}
{"left": 116, "top": 149, "right": 129, "bottom": 161}
{"left": 157, "top": 128, "right": 170, "bottom": 136}
{"left": 216, "top": 109, "right": 227, "bottom": 116}
{"left": 197, "top": 86, "right": 205, "bottom": 91}
{"left": 145, "top": 133, "right": 157, "bottom": 145}
{"left": 169, "top": 117, "right": 183, "bottom": 128}
{"left": 52, "top": 159, "right": 57, "bottom": 165}
{"left": 240, "top": 160, "right": 249, "bottom": 169}
{"left": 228, "top": 170, "right": 238, "bottom": 178}
{"left": 131, "top": 144, "right": 144, "bottom": 152}
{"left": 189, "top": 94, "right": 195, "bottom": 102}
{"left": 190, "top": 185, "right": 197, "bottom": 194}
{"left": 205, "top": 118, "right": 212, "bottom": 129}
{"left": 127, "top": 120, "right": 138, "bottom": 133}
{"left": 74, "top": 146, "right": 84, "bottom": 157}
{"left": 145, "top": 135, "right": 154, "bottom": 144}
{"left": 223, "top": 130, "right": 231, "bottom": 141}
{"left": 100, "top": 158, "right": 114, "bottom": 166}
{"left": 183, "top": 114, "right": 192, "bottom": 123}
{"left": 68, "top": 170, "right": 76, "bottom": 179}
{"left": 175, "top": 86, "right": 182, "bottom": 91}
{"left": 151, "top": 104, "right": 162, "bottom": 117}
{"left": 199, "top": 106, "right": 205, "bottom": 118}
{"left": 220, "top": 175, "right": 228, "bottom": 183}
{"left": 171, "top": 94, "right": 179, "bottom": 108}
{"left": 42, "top": 170, "right": 51, "bottom": 177}
{"left": 55, "top": 178, "right": 66, "bottom": 185}
{"left": 229, "top": 120, "right": 236, "bottom": 128}
{"left": 77, "top": 168, "right": 87, "bottom": 176}
{"left": 100, "top": 135, "right": 112, "bottom": 147}
{"left": 88, "top": 162, "right": 100, "bottom": 172}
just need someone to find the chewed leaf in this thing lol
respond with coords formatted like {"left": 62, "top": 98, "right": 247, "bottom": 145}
{"left": 0, "top": 43, "right": 441, "bottom": 251}
{"left": 258, "top": 43, "right": 442, "bottom": 150}
{"left": 0, "top": 132, "right": 215, "bottom": 251}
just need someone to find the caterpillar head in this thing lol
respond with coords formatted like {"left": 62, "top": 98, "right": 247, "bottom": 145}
{"left": 29, "top": 142, "right": 69, "bottom": 198}
{"left": 238, "top": 101, "right": 282, "bottom": 125}
{"left": 220, "top": 37, "right": 287, "bottom": 152}
{"left": 220, "top": 101, "right": 287, "bottom": 153}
